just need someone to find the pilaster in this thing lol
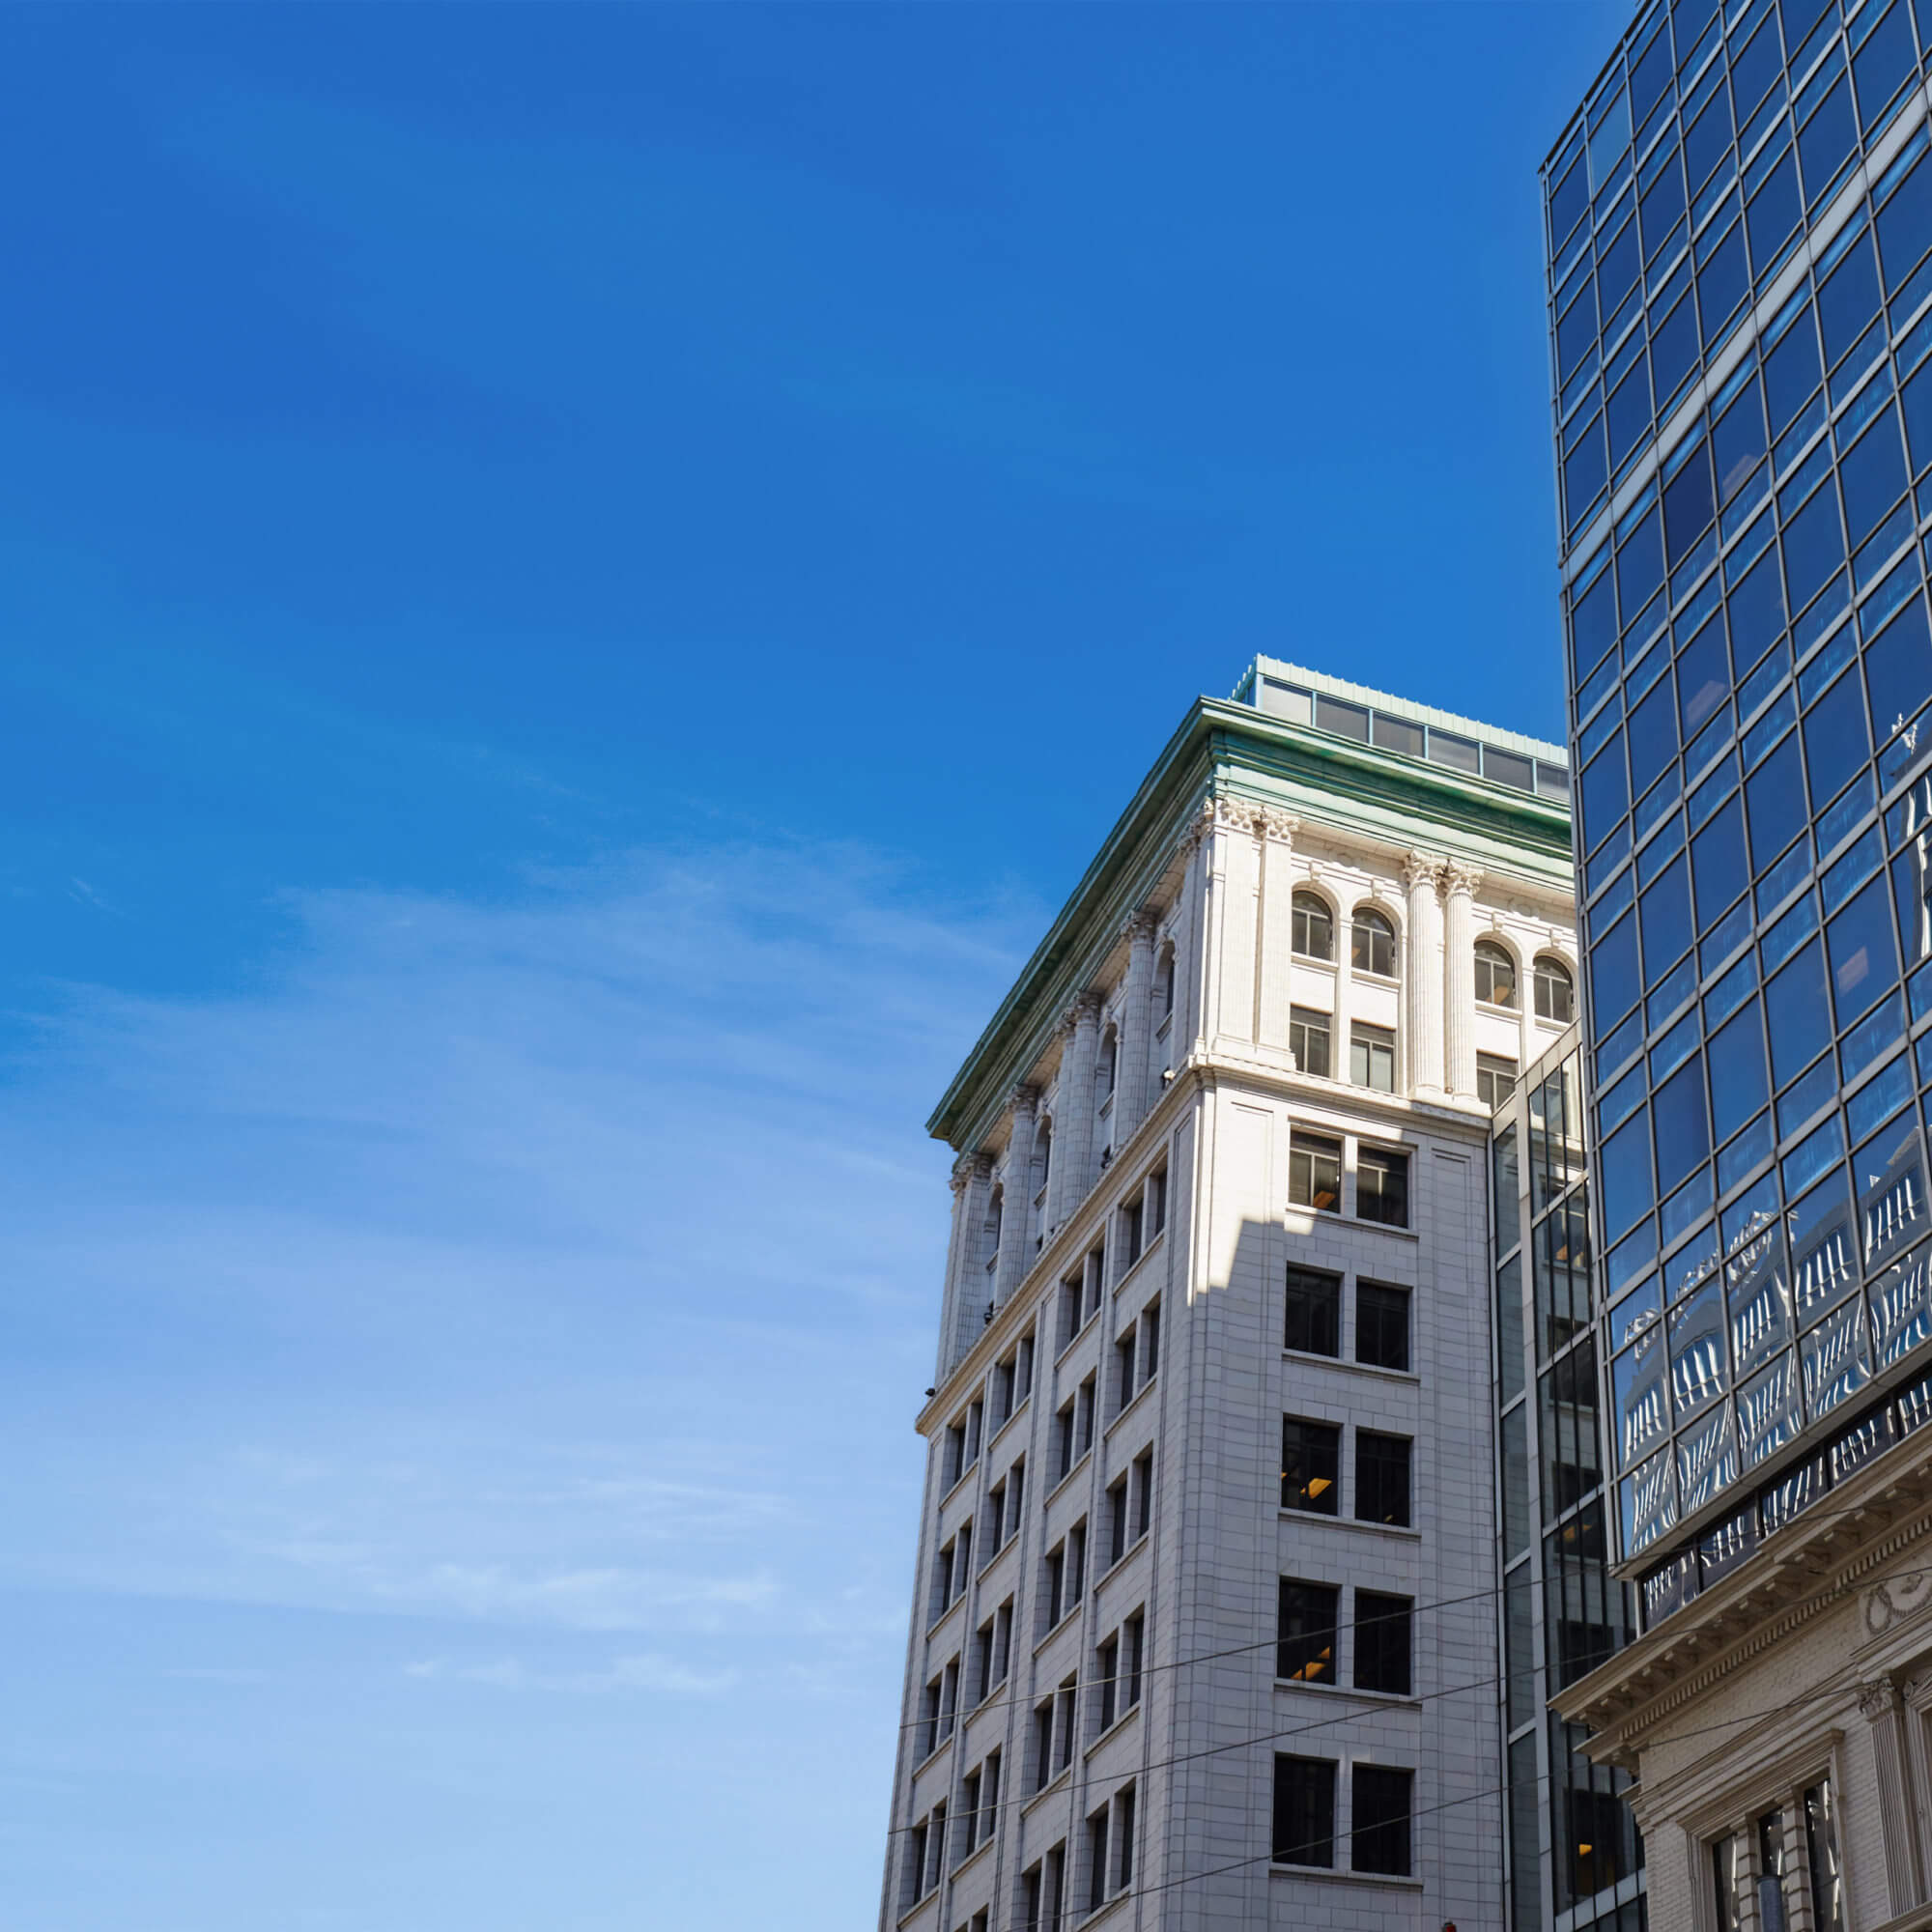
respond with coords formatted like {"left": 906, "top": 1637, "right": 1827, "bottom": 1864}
{"left": 1403, "top": 849, "right": 1446, "bottom": 1097}
{"left": 1861, "top": 1677, "right": 1925, "bottom": 1915}
{"left": 1116, "top": 909, "right": 1159, "bottom": 1138}
{"left": 942, "top": 1153, "right": 994, "bottom": 1378}
{"left": 993, "top": 1087, "right": 1038, "bottom": 1306}
{"left": 1048, "top": 994, "right": 1102, "bottom": 1232}
{"left": 1442, "top": 860, "right": 1483, "bottom": 1100}
{"left": 1254, "top": 809, "right": 1298, "bottom": 1051}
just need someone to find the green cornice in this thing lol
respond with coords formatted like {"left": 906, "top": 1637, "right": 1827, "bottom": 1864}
{"left": 925, "top": 695, "right": 1576, "bottom": 1151}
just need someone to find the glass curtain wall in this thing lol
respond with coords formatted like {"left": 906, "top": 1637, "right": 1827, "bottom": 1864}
{"left": 1546, "top": 0, "right": 1932, "bottom": 1626}
{"left": 1492, "top": 1031, "right": 1646, "bottom": 1932}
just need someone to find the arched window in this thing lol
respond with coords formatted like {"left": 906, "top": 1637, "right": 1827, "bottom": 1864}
{"left": 1474, "top": 939, "right": 1518, "bottom": 1009}
{"left": 1534, "top": 955, "right": 1576, "bottom": 1022}
{"left": 1292, "top": 890, "right": 1334, "bottom": 962}
{"left": 1351, "top": 906, "right": 1397, "bottom": 978}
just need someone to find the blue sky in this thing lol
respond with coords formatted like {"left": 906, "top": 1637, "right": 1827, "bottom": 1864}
{"left": 0, "top": 6, "right": 1620, "bottom": 1927}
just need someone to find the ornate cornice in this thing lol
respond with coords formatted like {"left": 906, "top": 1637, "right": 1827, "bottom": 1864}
{"left": 1258, "top": 806, "right": 1299, "bottom": 845}
{"left": 951, "top": 1152, "right": 993, "bottom": 1194}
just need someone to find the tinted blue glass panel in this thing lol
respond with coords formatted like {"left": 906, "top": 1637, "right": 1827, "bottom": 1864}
{"left": 1749, "top": 155, "right": 1804, "bottom": 268}
{"left": 1602, "top": 1108, "right": 1657, "bottom": 1240}
{"left": 1641, "top": 856, "right": 1696, "bottom": 983}
{"left": 1652, "top": 295, "right": 1701, "bottom": 402}
{"left": 1732, "top": 16, "right": 1785, "bottom": 113}
{"left": 1600, "top": 213, "right": 1642, "bottom": 311}
{"left": 1655, "top": 1052, "right": 1714, "bottom": 1178}
{"left": 1665, "top": 442, "right": 1719, "bottom": 561}
{"left": 1679, "top": 614, "right": 1732, "bottom": 735}
{"left": 1621, "top": 514, "right": 1665, "bottom": 624}
{"left": 1633, "top": 23, "right": 1676, "bottom": 120}
{"left": 1819, "top": 238, "right": 1883, "bottom": 365}
{"left": 1840, "top": 417, "right": 1909, "bottom": 546}
{"left": 1593, "top": 912, "right": 1643, "bottom": 1028}
{"left": 1686, "top": 89, "right": 1734, "bottom": 188}
{"left": 1855, "top": 5, "right": 1915, "bottom": 126}
{"left": 1765, "top": 936, "right": 1834, "bottom": 1086}
{"left": 1631, "top": 674, "right": 1682, "bottom": 796}
{"left": 1551, "top": 154, "right": 1591, "bottom": 245}
{"left": 1716, "top": 385, "right": 1769, "bottom": 501}
{"left": 1799, "top": 82, "right": 1857, "bottom": 202}
{"left": 1559, "top": 280, "right": 1601, "bottom": 378}
{"left": 1878, "top": 155, "right": 1932, "bottom": 291}
{"left": 1642, "top": 159, "right": 1689, "bottom": 258}
{"left": 1730, "top": 549, "right": 1789, "bottom": 669}
{"left": 1784, "top": 486, "right": 1849, "bottom": 613}
{"left": 1700, "top": 226, "right": 1750, "bottom": 346}
{"left": 1865, "top": 595, "right": 1932, "bottom": 742}
{"left": 1582, "top": 732, "right": 1632, "bottom": 851}
{"left": 1573, "top": 570, "right": 1619, "bottom": 680}
{"left": 1567, "top": 423, "right": 1609, "bottom": 529}
{"left": 1804, "top": 670, "right": 1873, "bottom": 809}
{"left": 1899, "top": 364, "right": 1932, "bottom": 475}
{"left": 1691, "top": 796, "right": 1749, "bottom": 928}
{"left": 1827, "top": 873, "right": 1902, "bottom": 1020}
{"left": 1747, "top": 732, "right": 1808, "bottom": 869}
{"left": 1608, "top": 364, "right": 1655, "bottom": 471}
{"left": 1765, "top": 311, "right": 1824, "bottom": 436}
{"left": 1709, "top": 997, "right": 1771, "bottom": 1139}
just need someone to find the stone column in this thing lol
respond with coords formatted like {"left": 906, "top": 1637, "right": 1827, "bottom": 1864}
{"left": 1171, "top": 803, "right": 1210, "bottom": 1064}
{"left": 1325, "top": 869, "right": 1351, "bottom": 1086}
{"left": 1255, "top": 810, "right": 1299, "bottom": 1052}
{"left": 1048, "top": 995, "right": 1101, "bottom": 1231}
{"left": 994, "top": 1087, "right": 1037, "bottom": 1305}
{"left": 941, "top": 1153, "right": 993, "bottom": 1378}
{"left": 1116, "top": 910, "right": 1159, "bottom": 1138}
{"left": 1442, "top": 861, "right": 1483, "bottom": 1101}
{"left": 1403, "top": 850, "right": 1446, "bottom": 1097}
{"left": 1861, "top": 1678, "right": 1925, "bottom": 1914}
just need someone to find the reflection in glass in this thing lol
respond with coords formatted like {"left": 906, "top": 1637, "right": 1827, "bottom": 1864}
{"left": 1869, "top": 1241, "right": 1932, "bottom": 1371}
{"left": 1788, "top": 1171, "right": 1859, "bottom": 1329}
{"left": 1857, "top": 1115, "right": 1926, "bottom": 1270}
{"left": 1668, "top": 1277, "right": 1728, "bottom": 1421}
{"left": 1677, "top": 1398, "right": 1738, "bottom": 1514}
{"left": 1623, "top": 1444, "right": 1678, "bottom": 1554}
{"left": 1737, "top": 1352, "right": 1805, "bottom": 1471}
{"left": 1801, "top": 1294, "right": 1872, "bottom": 1421}
{"left": 1726, "top": 1219, "right": 1792, "bottom": 1380}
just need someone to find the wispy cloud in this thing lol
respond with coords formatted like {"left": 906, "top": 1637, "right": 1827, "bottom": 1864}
{"left": 404, "top": 1653, "right": 737, "bottom": 1695}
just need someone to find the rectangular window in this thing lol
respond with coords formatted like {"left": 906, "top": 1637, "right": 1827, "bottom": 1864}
{"left": 1271, "top": 1754, "right": 1337, "bottom": 1867}
{"left": 1711, "top": 1831, "right": 1743, "bottom": 1930}
{"left": 1290, "top": 1132, "right": 1343, "bottom": 1211}
{"left": 1077, "top": 1376, "right": 1095, "bottom": 1457}
{"left": 1108, "top": 1473, "right": 1129, "bottom": 1567}
{"left": 964, "top": 1399, "right": 983, "bottom": 1468}
{"left": 1115, "top": 1784, "right": 1136, "bottom": 1889}
{"left": 1044, "top": 1543, "right": 1066, "bottom": 1630}
{"left": 1479, "top": 1052, "right": 1520, "bottom": 1107}
{"left": 1096, "top": 1634, "right": 1120, "bottom": 1731}
{"left": 1142, "top": 1299, "right": 1160, "bottom": 1380}
{"left": 1291, "top": 1005, "right": 1333, "bottom": 1078}
{"left": 1353, "top": 1591, "right": 1412, "bottom": 1694}
{"left": 1059, "top": 1270, "right": 1083, "bottom": 1350}
{"left": 1357, "top": 1146, "right": 1410, "bottom": 1227}
{"left": 1276, "top": 1578, "right": 1340, "bottom": 1683}
{"left": 1356, "top": 1279, "right": 1411, "bottom": 1371}
{"left": 1057, "top": 1398, "right": 1076, "bottom": 1481}
{"left": 987, "top": 1478, "right": 1008, "bottom": 1552}
{"left": 1056, "top": 1678, "right": 1076, "bottom": 1772}
{"left": 1033, "top": 1697, "right": 1055, "bottom": 1792}
{"left": 1132, "top": 1449, "right": 1154, "bottom": 1542}
{"left": 923, "top": 1675, "right": 944, "bottom": 1757}
{"left": 904, "top": 1822, "right": 927, "bottom": 1909}
{"left": 994, "top": 1354, "right": 1016, "bottom": 1426}
{"left": 1122, "top": 1194, "right": 1145, "bottom": 1268}
{"left": 1350, "top": 1022, "right": 1397, "bottom": 1092}
{"left": 993, "top": 1601, "right": 1012, "bottom": 1687}
{"left": 940, "top": 1658, "right": 959, "bottom": 1739}
{"left": 1148, "top": 1169, "right": 1167, "bottom": 1236}
{"left": 1017, "top": 1330, "right": 1035, "bottom": 1399}
{"left": 1804, "top": 1779, "right": 1843, "bottom": 1932}
{"left": 1116, "top": 1327, "right": 1137, "bottom": 1411}
{"left": 1356, "top": 1431, "right": 1411, "bottom": 1525}
{"left": 1083, "top": 1244, "right": 1105, "bottom": 1320}
{"left": 1087, "top": 1805, "right": 1110, "bottom": 1911}
{"left": 1351, "top": 1765, "right": 1413, "bottom": 1876}
{"left": 947, "top": 1418, "right": 968, "bottom": 1486}
{"left": 975, "top": 1616, "right": 996, "bottom": 1702}
{"left": 1282, "top": 1417, "right": 1342, "bottom": 1514}
{"left": 1067, "top": 1520, "right": 1087, "bottom": 1604}
{"left": 1122, "top": 1610, "right": 1144, "bottom": 1710}
{"left": 958, "top": 1768, "right": 980, "bottom": 1863}
{"left": 1285, "top": 1264, "right": 1342, "bottom": 1355}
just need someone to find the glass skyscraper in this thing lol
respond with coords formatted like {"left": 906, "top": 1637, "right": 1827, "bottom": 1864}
{"left": 1544, "top": 0, "right": 1932, "bottom": 1651}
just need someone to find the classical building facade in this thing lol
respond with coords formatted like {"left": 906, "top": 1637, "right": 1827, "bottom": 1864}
{"left": 1542, "top": 0, "right": 1932, "bottom": 1921}
{"left": 879, "top": 662, "right": 1576, "bottom": 1931}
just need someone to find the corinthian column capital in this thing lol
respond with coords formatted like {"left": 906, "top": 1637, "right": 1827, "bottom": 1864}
{"left": 1403, "top": 848, "right": 1445, "bottom": 894}
{"left": 1441, "top": 859, "right": 1484, "bottom": 898}
{"left": 1258, "top": 807, "right": 1299, "bottom": 845}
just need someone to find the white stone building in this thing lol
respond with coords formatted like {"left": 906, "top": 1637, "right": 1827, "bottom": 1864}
{"left": 878, "top": 664, "right": 1577, "bottom": 1931}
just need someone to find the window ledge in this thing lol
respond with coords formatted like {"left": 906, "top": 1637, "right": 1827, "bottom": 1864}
{"left": 1033, "top": 1603, "right": 1085, "bottom": 1659}
{"left": 1092, "top": 1532, "right": 1150, "bottom": 1596}
{"left": 1044, "top": 1451, "right": 1092, "bottom": 1509}
{"left": 1272, "top": 1678, "right": 1421, "bottom": 1709}
{"left": 1021, "top": 1764, "right": 1072, "bottom": 1817}
{"left": 1076, "top": 1889, "right": 1134, "bottom": 1927}
{"left": 1055, "top": 1307, "right": 1102, "bottom": 1366}
{"left": 1349, "top": 1216, "right": 1418, "bottom": 1240}
{"left": 987, "top": 1396, "right": 1031, "bottom": 1454}
{"left": 949, "top": 1834, "right": 996, "bottom": 1885}
{"left": 1477, "top": 998, "right": 1520, "bottom": 1016}
{"left": 1112, "top": 1229, "right": 1166, "bottom": 1299}
{"left": 911, "top": 1733, "right": 954, "bottom": 1779}
{"left": 1352, "top": 968, "right": 1401, "bottom": 987}
{"left": 925, "top": 1593, "right": 967, "bottom": 1640}
{"left": 1281, "top": 1348, "right": 1420, "bottom": 1386}
{"left": 1084, "top": 1700, "right": 1143, "bottom": 1760}
{"left": 1266, "top": 1865, "right": 1423, "bottom": 1889}
{"left": 1278, "top": 1509, "right": 1421, "bottom": 1542}
{"left": 1104, "top": 1374, "right": 1159, "bottom": 1440}
{"left": 977, "top": 1535, "right": 1016, "bottom": 1582}
{"left": 895, "top": 1894, "right": 936, "bottom": 1930}
{"left": 940, "top": 1462, "right": 979, "bottom": 1509}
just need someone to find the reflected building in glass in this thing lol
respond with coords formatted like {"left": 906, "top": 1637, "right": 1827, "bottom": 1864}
{"left": 1490, "top": 1030, "right": 1645, "bottom": 1932}
{"left": 1543, "top": 3, "right": 1932, "bottom": 1925}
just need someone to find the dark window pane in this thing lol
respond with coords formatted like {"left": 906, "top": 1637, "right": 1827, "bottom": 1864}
{"left": 1652, "top": 295, "right": 1700, "bottom": 403}
{"left": 1355, "top": 1432, "right": 1411, "bottom": 1526}
{"left": 1747, "top": 732, "right": 1807, "bottom": 870}
{"left": 1618, "top": 512, "right": 1664, "bottom": 620}
{"left": 1631, "top": 24, "right": 1674, "bottom": 120}
{"left": 1804, "top": 671, "right": 1872, "bottom": 810}
{"left": 1600, "top": 1107, "right": 1655, "bottom": 1239}
{"left": 1630, "top": 673, "right": 1681, "bottom": 797}
{"left": 1783, "top": 486, "right": 1847, "bottom": 613}
{"left": 1608, "top": 361, "right": 1655, "bottom": 471}
{"left": 1641, "top": 157, "right": 1688, "bottom": 259}
{"left": 1572, "top": 569, "right": 1619, "bottom": 682}
{"left": 1700, "top": 225, "right": 1749, "bottom": 346}
{"left": 1728, "top": 549, "right": 1788, "bottom": 671}
{"left": 1351, "top": 1766, "right": 1413, "bottom": 1878}
{"left": 1827, "top": 875, "right": 1900, "bottom": 1023}
{"left": 1748, "top": 155, "right": 1803, "bottom": 271}
{"left": 1356, "top": 1281, "right": 1411, "bottom": 1372}
{"left": 1766, "top": 938, "right": 1833, "bottom": 1087}
{"left": 1581, "top": 732, "right": 1630, "bottom": 851}
{"left": 1353, "top": 1592, "right": 1411, "bottom": 1695}
{"left": 1285, "top": 1266, "right": 1341, "bottom": 1357}
{"left": 1692, "top": 795, "right": 1748, "bottom": 930}
{"left": 1856, "top": 7, "right": 1915, "bottom": 128}
{"left": 1730, "top": 17, "right": 1782, "bottom": 112}
{"left": 1600, "top": 215, "right": 1641, "bottom": 310}
{"left": 1639, "top": 856, "right": 1695, "bottom": 984}
{"left": 1654, "top": 1052, "right": 1713, "bottom": 1176}
{"left": 1904, "top": 362, "right": 1932, "bottom": 474}
{"left": 1685, "top": 92, "right": 1733, "bottom": 190}
{"left": 1679, "top": 611, "right": 1731, "bottom": 735}
{"left": 1709, "top": 997, "right": 1770, "bottom": 1141}
{"left": 1276, "top": 1580, "right": 1339, "bottom": 1685}
{"left": 1715, "top": 385, "right": 1767, "bottom": 503}
{"left": 1282, "top": 1418, "right": 1340, "bottom": 1515}
{"left": 1798, "top": 82, "right": 1856, "bottom": 205}
{"left": 1567, "top": 425, "right": 1609, "bottom": 529}
{"left": 1664, "top": 443, "right": 1718, "bottom": 561}
{"left": 1818, "top": 238, "right": 1882, "bottom": 368}
{"left": 1865, "top": 595, "right": 1932, "bottom": 743}
{"left": 1591, "top": 912, "right": 1642, "bottom": 1029}
{"left": 1316, "top": 695, "right": 1369, "bottom": 742}
{"left": 1272, "top": 1756, "right": 1336, "bottom": 1867}
{"left": 1878, "top": 155, "right": 1932, "bottom": 292}
{"left": 1839, "top": 417, "right": 1908, "bottom": 549}
{"left": 1558, "top": 278, "right": 1600, "bottom": 380}
{"left": 1764, "top": 309, "right": 1823, "bottom": 437}
{"left": 1551, "top": 153, "right": 1590, "bottom": 244}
